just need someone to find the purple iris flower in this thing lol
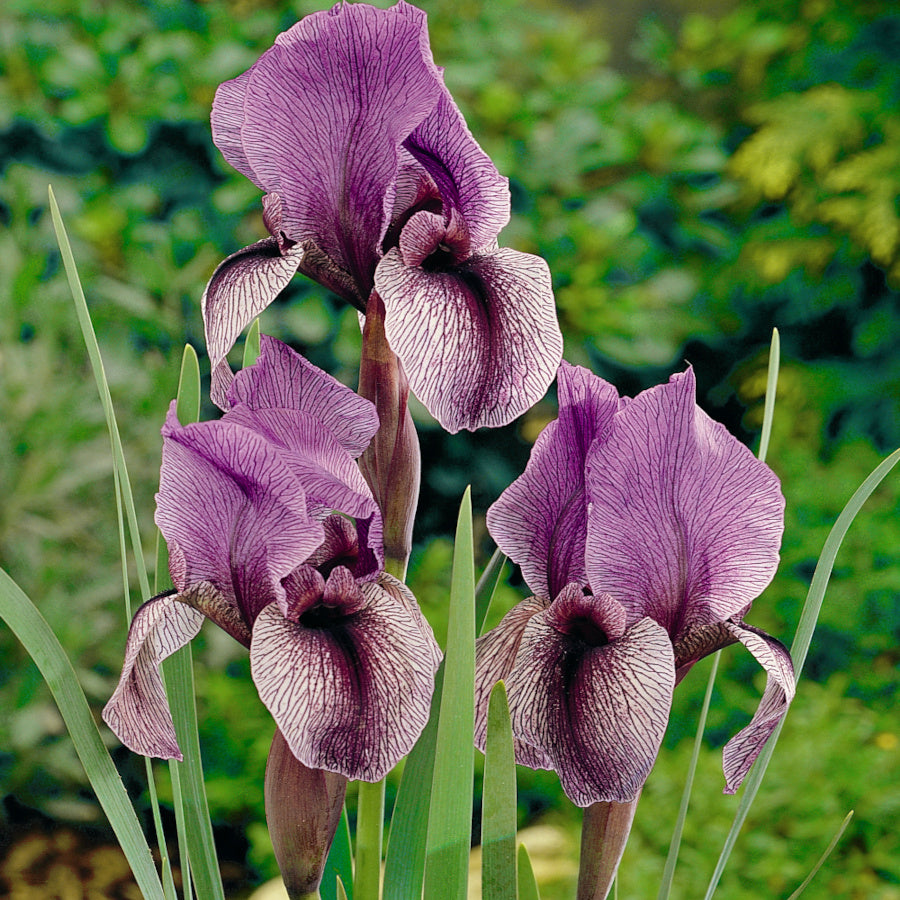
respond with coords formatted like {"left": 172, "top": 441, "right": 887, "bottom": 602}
{"left": 474, "top": 363, "right": 794, "bottom": 806}
{"left": 203, "top": 0, "right": 563, "bottom": 433}
{"left": 102, "top": 336, "right": 441, "bottom": 781}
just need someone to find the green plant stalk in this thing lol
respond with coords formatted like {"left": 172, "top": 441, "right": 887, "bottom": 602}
{"left": 517, "top": 844, "right": 541, "bottom": 900}
{"left": 703, "top": 446, "right": 900, "bottom": 899}
{"left": 50, "top": 188, "right": 222, "bottom": 898}
{"left": 785, "top": 810, "right": 853, "bottom": 900}
{"left": 355, "top": 780, "right": 386, "bottom": 900}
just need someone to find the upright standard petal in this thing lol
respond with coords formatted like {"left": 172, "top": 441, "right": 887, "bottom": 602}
{"left": 404, "top": 90, "right": 510, "bottom": 251}
{"left": 250, "top": 572, "right": 441, "bottom": 781}
{"left": 156, "top": 405, "right": 324, "bottom": 625}
{"left": 487, "top": 363, "right": 620, "bottom": 599}
{"left": 212, "top": 1, "right": 443, "bottom": 296}
{"left": 585, "top": 368, "right": 785, "bottom": 636}
{"left": 501, "top": 587, "right": 675, "bottom": 806}
{"left": 375, "top": 247, "right": 563, "bottom": 432}
{"left": 102, "top": 590, "right": 205, "bottom": 760}
{"left": 227, "top": 335, "right": 379, "bottom": 456}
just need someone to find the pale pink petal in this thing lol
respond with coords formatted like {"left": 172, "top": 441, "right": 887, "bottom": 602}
{"left": 376, "top": 246, "right": 562, "bottom": 432}
{"left": 102, "top": 591, "right": 205, "bottom": 760}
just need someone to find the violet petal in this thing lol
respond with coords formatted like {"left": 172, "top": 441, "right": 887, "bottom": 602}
{"left": 375, "top": 246, "right": 562, "bottom": 432}
{"left": 585, "top": 367, "right": 785, "bottom": 637}
{"left": 250, "top": 574, "right": 441, "bottom": 781}
{"left": 721, "top": 621, "right": 795, "bottom": 794}
{"left": 102, "top": 590, "right": 206, "bottom": 760}
{"left": 201, "top": 239, "right": 305, "bottom": 410}
{"left": 507, "top": 608, "right": 674, "bottom": 806}
{"left": 474, "top": 596, "right": 551, "bottom": 768}
{"left": 212, "top": 1, "right": 443, "bottom": 295}
{"left": 487, "top": 362, "right": 620, "bottom": 599}
{"left": 156, "top": 404, "right": 324, "bottom": 625}
{"left": 227, "top": 335, "right": 379, "bottom": 456}
{"left": 404, "top": 90, "right": 510, "bottom": 251}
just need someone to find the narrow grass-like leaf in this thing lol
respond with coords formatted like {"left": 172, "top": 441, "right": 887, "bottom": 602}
{"left": 786, "top": 811, "right": 853, "bottom": 900}
{"left": 243, "top": 318, "right": 262, "bottom": 368}
{"left": 757, "top": 328, "right": 780, "bottom": 466}
{"left": 704, "top": 447, "right": 900, "bottom": 899}
{"left": 482, "top": 681, "right": 517, "bottom": 900}
{"left": 337, "top": 878, "right": 350, "bottom": 900}
{"left": 423, "top": 488, "right": 476, "bottom": 900}
{"left": 475, "top": 548, "right": 508, "bottom": 636}
{"left": 517, "top": 845, "right": 540, "bottom": 900}
{"left": 383, "top": 665, "right": 444, "bottom": 900}
{"left": 658, "top": 327, "right": 780, "bottom": 900}
{"left": 0, "top": 569, "right": 166, "bottom": 900}
{"left": 176, "top": 344, "right": 201, "bottom": 426}
{"left": 322, "top": 806, "right": 353, "bottom": 900}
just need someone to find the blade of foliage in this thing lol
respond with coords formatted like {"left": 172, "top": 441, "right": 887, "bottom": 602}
{"left": 383, "top": 665, "right": 444, "bottom": 900}
{"left": 786, "top": 810, "right": 854, "bottom": 900}
{"left": 660, "top": 326, "right": 780, "bottom": 900}
{"left": 704, "top": 446, "right": 900, "bottom": 899}
{"left": 0, "top": 569, "right": 166, "bottom": 900}
{"left": 423, "top": 488, "right": 476, "bottom": 900}
{"left": 475, "top": 548, "right": 508, "bottom": 637}
{"left": 243, "top": 317, "right": 262, "bottom": 368}
{"left": 177, "top": 344, "right": 201, "bottom": 427}
{"left": 517, "top": 844, "right": 540, "bottom": 900}
{"left": 482, "top": 680, "right": 517, "bottom": 900}
{"left": 757, "top": 328, "right": 780, "bottom": 465}
{"left": 322, "top": 806, "right": 353, "bottom": 900}
{"left": 50, "top": 185, "right": 180, "bottom": 891}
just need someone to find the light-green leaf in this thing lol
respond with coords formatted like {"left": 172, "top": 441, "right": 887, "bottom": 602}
{"left": 243, "top": 318, "right": 262, "bottom": 368}
{"left": 0, "top": 569, "right": 165, "bottom": 900}
{"left": 423, "top": 488, "right": 476, "bottom": 900}
{"left": 704, "top": 446, "right": 900, "bottom": 899}
{"left": 482, "top": 681, "right": 518, "bottom": 900}
{"left": 516, "top": 845, "right": 541, "bottom": 900}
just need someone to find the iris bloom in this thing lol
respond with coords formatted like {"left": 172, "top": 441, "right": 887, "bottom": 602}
{"left": 203, "top": 0, "right": 562, "bottom": 433}
{"left": 103, "top": 336, "right": 441, "bottom": 781}
{"left": 474, "top": 363, "right": 794, "bottom": 806}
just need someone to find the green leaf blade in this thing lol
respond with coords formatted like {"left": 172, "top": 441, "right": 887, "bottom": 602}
{"left": 482, "top": 680, "right": 518, "bottom": 900}
{"left": 423, "top": 488, "right": 476, "bottom": 900}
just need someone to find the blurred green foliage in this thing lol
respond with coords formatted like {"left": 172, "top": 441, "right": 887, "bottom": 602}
{"left": 1, "top": 0, "right": 898, "bottom": 894}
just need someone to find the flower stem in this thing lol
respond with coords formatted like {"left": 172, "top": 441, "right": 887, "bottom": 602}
{"left": 354, "top": 779, "right": 386, "bottom": 900}
{"left": 576, "top": 795, "right": 640, "bottom": 900}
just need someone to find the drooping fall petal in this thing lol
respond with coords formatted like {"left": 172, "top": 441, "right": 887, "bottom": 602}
{"left": 375, "top": 246, "right": 562, "bottom": 432}
{"left": 721, "top": 621, "right": 795, "bottom": 793}
{"left": 202, "top": 239, "right": 306, "bottom": 409}
{"left": 487, "top": 363, "right": 620, "bottom": 599}
{"left": 102, "top": 590, "right": 206, "bottom": 760}
{"left": 585, "top": 367, "right": 785, "bottom": 636}
{"left": 250, "top": 572, "right": 441, "bottom": 781}
{"left": 503, "top": 589, "right": 674, "bottom": 806}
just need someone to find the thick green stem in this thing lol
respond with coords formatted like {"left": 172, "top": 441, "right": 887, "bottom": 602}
{"left": 577, "top": 795, "right": 640, "bottom": 900}
{"left": 355, "top": 779, "right": 386, "bottom": 900}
